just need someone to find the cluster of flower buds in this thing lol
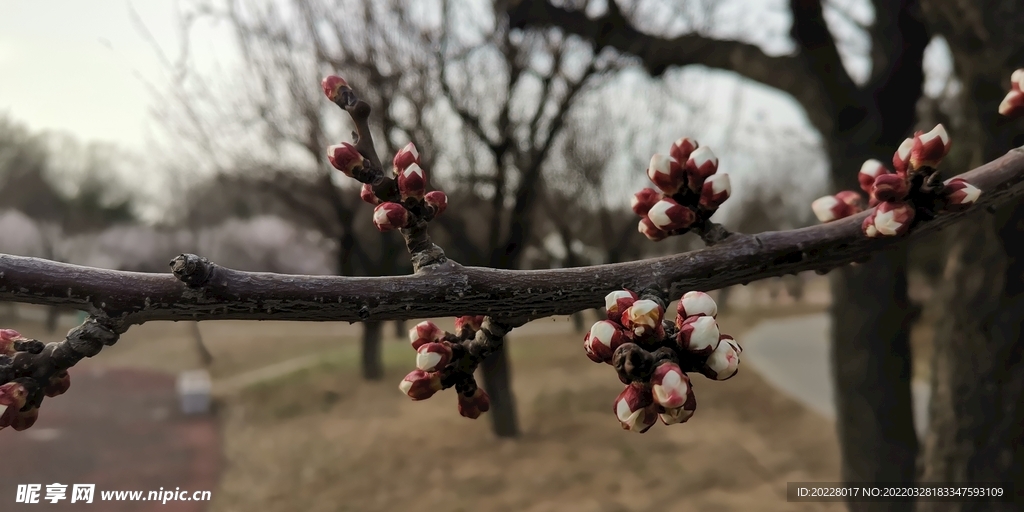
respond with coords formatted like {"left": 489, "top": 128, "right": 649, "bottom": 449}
{"left": 1, "top": 329, "right": 71, "bottom": 431}
{"left": 999, "top": 69, "right": 1024, "bottom": 118}
{"left": 398, "top": 318, "right": 491, "bottom": 419}
{"left": 585, "top": 290, "right": 741, "bottom": 433}
{"left": 632, "top": 137, "right": 732, "bottom": 241}
{"left": 811, "top": 124, "right": 981, "bottom": 238}
{"left": 321, "top": 75, "right": 448, "bottom": 233}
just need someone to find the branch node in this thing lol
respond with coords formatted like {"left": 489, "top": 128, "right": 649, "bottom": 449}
{"left": 170, "top": 254, "right": 215, "bottom": 288}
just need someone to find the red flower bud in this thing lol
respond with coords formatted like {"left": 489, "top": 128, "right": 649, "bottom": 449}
{"left": 865, "top": 201, "right": 915, "bottom": 237}
{"left": 910, "top": 124, "right": 951, "bottom": 171}
{"left": 360, "top": 184, "right": 380, "bottom": 205}
{"left": 424, "top": 191, "right": 448, "bottom": 216}
{"left": 631, "top": 188, "right": 662, "bottom": 216}
{"left": 0, "top": 328, "right": 24, "bottom": 356}
{"left": 321, "top": 75, "right": 349, "bottom": 102}
{"left": 871, "top": 173, "right": 910, "bottom": 202}
{"left": 702, "top": 336, "right": 741, "bottom": 380}
{"left": 686, "top": 146, "right": 719, "bottom": 192}
{"left": 392, "top": 142, "right": 420, "bottom": 172}
{"left": 399, "top": 370, "right": 442, "bottom": 401}
{"left": 858, "top": 159, "right": 890, "bottom": 193}
{"left": 397, "top": 163, "right": 427, "bottom": 201}
{"left": 327, "top": 143, "right": 364, "bottom": 177}
{"left": 893, "top": 137, "right": 914, "bottom": 176}
{"left": 677, "top": 316, "right": 720, "bottom": 355}
{"left": 613, "top": 383, "right": 656, "bottom": 433}
{"left": 647, "top": 153, "right": 686, "bottom": 194}
{"left": 416, "top": 342, "right": 453, "bottom": 372}
{"left": 1013, "top": 69, "right": 1024, "bottom": 92}
{"left": 811, "top": 195, "right": 856, "bottom": 223}
{"left": 0, "top": 382, "right": 29, "bottom": 430}
{"left": 638, "top": 216, "right": 668, "bottom": 241}
{"left": 372, "top": 202, "right": 409, "bottom": 232}
{"left": 999, "top": 90, "right": 1024, "bottom": 118}
{"left": 670, "top": 137, "right": 699, "bottom": 165}
{"left": 651, "top": 362, "right": 689, "bottom": 409}
{"left": 621, "top": 300, "right": 664, "bottom": 339}
{"left": 698, "top": 173, "right": 731, "bottom": 210}
{"left": 658, "top": 388, "right": 697, "bottom": 425}
{"left": 862, "top": 210, "right": 879, "bottom": 238}
{"left": 454, "top": 316, "right": 485, "bottom": 337}
{"left": 943, "top": 178, "right": 981, "bottom": 211}
{"left": 458, "top": 388, "right": 490, "bottom": 419}
{"left": 647, "top": 198, "right": 696, "bottom": 231}
{"left": 584, "top": 320, "right": 629, "bottom": 363}
{"left": 9, "top": 406, "right": 38, "bottom": 431}
{"left": 44, "top": 370, "right": 71, "bottom": 398}
{"left": 834, "top": 190, "right": 865, "bottom": 210}
{"left": 604, "top": 289, "right": 638, "bottom": 322}
{"left": 409, "top": 320, "right": 446, "bottom": 350}
{"left": 677, "top": 291, "right": 718, "bottom": 319}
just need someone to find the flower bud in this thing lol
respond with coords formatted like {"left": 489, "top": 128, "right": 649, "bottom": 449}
{"left": 372, "top": 202, "right": 409, "bottom": 232}
{"left": 458, "top": 388, "right": 490, "bottom": 419}
{"left": 9, "top": 406, "right": 38, "bottom": 431}
{"left": 327, "top": 143, "right": 364, "bottom": 177}
{"left": 409, "top": 320, "right": 446, "bottom": 350}
{"left": 871, "top": 173, "right": 910, "bottom": 202}
{"left": 659, "top": 403, "right": 696, "bottom": 425}
{"left": 392, "top": 142, "right": 420, "bottom": 172}
{"left": 893, "top": 137, "right": 913, "bottom": 176}
{"left": 415, "top": 342, "right": 453, "bottom": 372}
{"left": 862, "top": 211, "right": 879, "bottom": 238}
{"left": 647, "top": 198, "right": 696, "bottom": 231}
{"left": 0, "top": 382, "right": 29, "bottom": 430}
{"left": 910, "top": 124, "right": 951, "bottom": 171}
{"left": 646, "top": 154, "right": 686, "bottom": 194}
{"left": 1013, "top": 69, "right": 1024, "bottom": 92}
{"left": 811, "top": 195, "right": 855, "bottom": 223}
{"left": 631, "top": 188, "right": 662, "bottom": 216}
{"left": 638, "top": 216, "right": 668, "bottom": 241}
{"left": 399, "top": 370, "right": 442, "bottom": 401}
{"left": 604, "top": 289, "right": 638, "bottom": 322}
{"left": 719, "top": 333, "right": 742, "bottom": 353}
{"left": 651, "top": 362, "right": 689, "bottom": 409}
{"left": 999, "top": 90, "right": 1024, "bottom": 118}
{"left": 677, "top": 291, "right": 717, "bottom": 319}
{"left": 397, "top": 163, "right": 427, "bottom": 201}
{"left": 834, "top": 190, "right": 865, "bottom": 210}
{"left": 424, "top": 191, "right": 448, "bottom": 216}
{"left": 702, "top": 337, "right": 741, "bottom": 380}
{"left": 44, "top": 370, "right": 71, "bottom": 398}
{"left": 686, "top": 146, "right": 719, "bottom": 192}
{"left": 677, "top": 316, "right": 720, "bottom": 355}
{"left": 360, "top": 184, "right": 381, "bottom": 205}
{"left": 454, "top": 315, "right": 485, "bottom": 337}
{"left": 858, "top": 159, "right": 890, "bottom": 193}
{"left": 321, "top": 75, "right": 349, "bottom": 102}
{"left": 670, "top": 137, "right": 699, "bottom": 164}
{"left": 622, "top": 300, "right": 664, "bottom": 339}
{"left": 698, "top": 173, "right": 730, "bottom": 210}
{"left": 584, "top": 320, "right": 629, "bottom": 363}
{"left": 0, "top": 328, "right": 24, "bottom": 356}
{"left": 870, "top": 201, "right": 915, "bottom": 237}
{"left": 943, "top": 178, "right": 981, "bottom": 211}
{"left": 613, "top": 383, "right": 656, "bottom": 433}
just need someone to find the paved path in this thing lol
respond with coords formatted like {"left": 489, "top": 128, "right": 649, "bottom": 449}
{"left": 741, "top": 313, "right": 930, "bottom": 438}
{"left": 1, "top": 368, "right": 220, "bottom": 511}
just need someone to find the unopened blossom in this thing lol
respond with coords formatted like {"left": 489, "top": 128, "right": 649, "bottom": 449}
{"left": 0, "top": 382, "right": 29, "bottom": 430}
{"left": 0, "top": 328, "right": 24, "bottom": 356}
{"left": 702, "top": 337, "right": 741, "bottom": 380}
{"left": 647, "top": 198, "right": 696, "bottom": 231}
{"left": 584, "top": 320, "right": 629, "bottom": 363}
{"left": 424, "top": 191, "right": 448, "bottom": 216}
{"left": 864, "top": 201, "right": 915, "bottom": 237}
{"left": 613, "top": 384, "right": 656, "bottom": 433}
{"left": 360, "top": 184, "right": 380, "bottom": 205}
{"left": 677, "top": 315, "right": 720, "bottom": 355}
{"left": 698, "top": 173, "right": 731, "bottom": 210}
{"left": 454, "top": 315, "right": 485, "bottom": 337}
{"left": 686, "top": 146, "right": 719, "bottom": 192}
{"left": 458, "top": 388, "right": 491, "bottom": 419}
{"left": 321, "top": 75, "right": 348, "bottom": 102}
{"left": 622, "top": 299, "right": 664, "bottom": 339}
{"left": 834, "top": 190, "right": 865, "bottom": 210}
{"left": 393, "top": 142, "right": 420, "bottom": 171}
{"left": 658, "top": 402, "right": 696, "bottom": 425}
{"left": 910, "top": 124, "right": 951, "bottom": 171}
{"left": 8, "top": 406, "right": 38, "bottom": 431}
{"left": 670, "top": 137, "right": 699, "bottom": 165}
{"left": 372, "top": 202, "right": 409, "bottom": 232}
{"left": 44, "top": 370, "right": 71, "bottom": 398}
{"left": 999, "top": 90, "right": 1024, "bottom": 118}
{"left": 811, "top": 195, "right": 856, "bottom": 223}
{"left": 677, "top": 291, "right": 717, "bottom": 319}
{"left": 943, "top": 178, "right": 981, "bottom": 211}
{"left": 871, "top": 173, "right": 910, "bottom": 202}
{"left": 858, "top": 159, "right": 890, "bottom": 193}
{"left": 604, "top": 289, "right": 639, "bottom": 322}
{"left": 409, "top": 320, "right": 446, "bottom": 350}
{"left": 631, "top": 188, "right": 662, "bottom": 216}
{"left": 647, "top": 153, "right": 686, "bottom": 194}
{"left": 397, "top": 163, "right": 427, "bottom": 201}
{"left": 416, "top": 342, "right": 453, "bottom": 373}
{"left": 327, "top": 143, "right": 364, "bottom": 178}
{"left": 1013, "top": 69, "right": 1024, "bottom": 91}
{"left": 652, "top": 362, "right": 690, "bottom": 409}
{"left": 399, "top": 370, "right": 442, "bottom": 401}
{"left": 893, "top": 137, "right": 914, "bottom": 176}
{"left": 638, "top": 216, "right": 668, "bottom": 241}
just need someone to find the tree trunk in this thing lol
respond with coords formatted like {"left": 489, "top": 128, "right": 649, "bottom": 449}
{"left": 393, "top": 319, "right": 407, "bottom": 339}
{"left": 480, "top": 343, "right": 519, "bottom": 438}
{"left": 362, "top": 321, "right": 384, "bottom": 381}
{"left": 570, "top": 311, "right": 585, "bottom": 333}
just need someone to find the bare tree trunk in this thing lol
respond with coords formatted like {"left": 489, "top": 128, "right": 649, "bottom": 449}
{"left": 570, "top": 311, "right": 585, "bottom": 333}
{"left": 480, "top": 344, "right": 518, "bottom": 438}
{"left": 393, "top": 319, "right": 407, "bottom": 340}
{"left": 191, "top": 321, "right": 214, "bottom": 367}
{"left": 361, "top": 321, "right": 384, "bottom": 381}
{"left": 45, "top": 306, "right": 61, "bottom": 334}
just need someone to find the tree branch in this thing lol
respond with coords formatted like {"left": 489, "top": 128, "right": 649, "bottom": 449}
{"left": 3, "top": 149, "right": 1023, "bottom": 327}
